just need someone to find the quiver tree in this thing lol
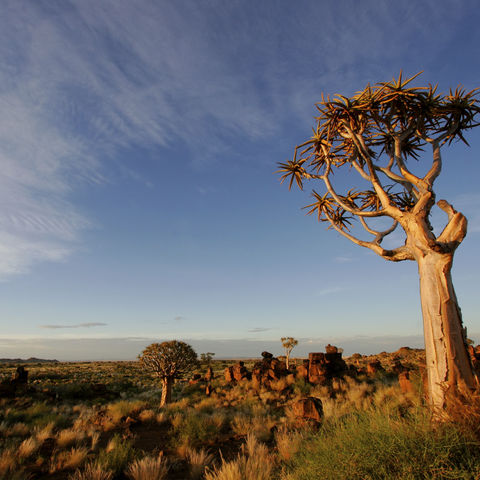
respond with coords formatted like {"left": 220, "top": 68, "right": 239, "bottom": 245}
{"left": 281, "top": 337, "right": 298, "bottom": 369}
{"left": 139, "top": 341, "right": 198, "bottom": 406}
{"left": 278, "top": 73, "right": 480, "bottom": 412}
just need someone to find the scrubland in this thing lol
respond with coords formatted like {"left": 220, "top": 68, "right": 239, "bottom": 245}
{"left": 1, "top": 350, "right": 480, "bottom": 479}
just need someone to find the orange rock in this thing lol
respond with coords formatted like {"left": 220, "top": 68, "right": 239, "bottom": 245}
{"left": 398, "top": 371, "right": 413, "bottom": 393}
{"left": 290, "top": 397, "right": 323, "bottom": 424}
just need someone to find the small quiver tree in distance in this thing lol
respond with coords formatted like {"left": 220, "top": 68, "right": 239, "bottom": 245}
{"left": 139, "top": 341, "right": 198, "bottom": 406}
{"left": 281, "top": 337, "right": 298, "bottom": 370}
{"left": 278, "top": 73, "right": 480, "bottom": 413}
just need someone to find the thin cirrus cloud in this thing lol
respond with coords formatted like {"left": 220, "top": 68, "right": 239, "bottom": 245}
{"left": 0, "top": 1, "right": 462, "bottom": 279}
{"left": 39, "top": 322, "right": 107, "bottom": 329}
{"left": 248, "top": 327, "right": 273, "bottom": 333}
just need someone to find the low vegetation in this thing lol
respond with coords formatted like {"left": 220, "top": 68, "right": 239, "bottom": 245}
{"left": 0, "top": 347, "right": 479, "bottom": 479}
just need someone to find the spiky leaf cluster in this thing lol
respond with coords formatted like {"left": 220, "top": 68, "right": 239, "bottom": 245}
{"left": 278, "top": 72, "right": 480, "bottom": 236}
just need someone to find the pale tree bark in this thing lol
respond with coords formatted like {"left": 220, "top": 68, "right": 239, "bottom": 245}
{"left": 160, "top": 376, "right": 173, "bottom": 406}
{"left": 417, "top": 251, "right": 477, "bottom": 410}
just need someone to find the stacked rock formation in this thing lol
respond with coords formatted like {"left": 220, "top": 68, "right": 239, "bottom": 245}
{"left": 305, "top": 345, "right": 348, "bottom": 384}
{"left": 224, "top": 361, "right": 250, "bottom": 383}
{"left": 251, "top": 351, "right": 288, "bottom": 387}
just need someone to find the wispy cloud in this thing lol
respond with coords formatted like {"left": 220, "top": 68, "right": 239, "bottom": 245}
{"left": 248, "top": 327, "right": 272, "bottom": 333}
{"left": 316, "top": 286, "right": 347, "bottom": 296}
{"left": 0, "top": 1, "right": 460, "bottom": 278}
{"left": 39, "top": 322, "right": 107, "bottom": 329}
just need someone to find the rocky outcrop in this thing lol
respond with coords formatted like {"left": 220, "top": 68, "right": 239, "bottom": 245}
{"left": 308, "top": 346, "right": 348, "bottom": 384}
{"left": 252, "top": 352, "right": 288, "bottom": 387}
{"left": 290, "top": 397, "right": 323, "bottom": 426}
{"left": 296, "top": 359, "right": 309, "bottom": 380}
{"left": 366, "top": 360, "right": 384, "bottom": 376}
{"left": 398, "top": 371, "right": 413, "bottom": 393}
{"left": 224, "top": 366, "right": 234, "bottom": 383}
{"left": 205, "top": 366, "right": 214, "bottom": 382}
{"left": 232, "top": 361, "right": 250, "bottom": 381}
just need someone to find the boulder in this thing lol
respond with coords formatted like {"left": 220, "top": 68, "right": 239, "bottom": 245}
{"left": 232, "top": 361, "right": 249, "bottom": 381}
{"left": 224, "top": 366, "right": 234, "bottom": 383}
{"left": 205, "top": 366, "right": 214, "bottom": 382}
{"left": 398, "top": 371, "right": 413, "bottom": 394}
{"left": 296, "top": 359, "right": 309, "bottom": 380}
{"left": 290, "top": 397, "right": 323, "bottom": 425}
{"left": 366, "top": 360, "right": 383, "bottom": 375}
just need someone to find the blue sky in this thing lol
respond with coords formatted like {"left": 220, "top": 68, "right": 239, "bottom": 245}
{"left": 1, "top": 0, "right": 480, "bottom": 360}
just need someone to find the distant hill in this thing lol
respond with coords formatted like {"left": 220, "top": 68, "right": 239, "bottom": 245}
{"left": 0, "top": 357, "right": 59, "bottom": 364}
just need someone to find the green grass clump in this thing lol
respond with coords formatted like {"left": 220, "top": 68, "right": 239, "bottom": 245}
{"left": 284, "top": 408, "right": 480, "bottom": 480}
{"left": 96, "top": 434, "right": 137, "bottom": 475}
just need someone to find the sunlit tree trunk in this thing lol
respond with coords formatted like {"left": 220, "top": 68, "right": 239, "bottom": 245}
{"left": 160, "top": 377, "right": 173, "bottom": 406}
{"left": 417, "top": 251, "right": 477, "bottom": 410}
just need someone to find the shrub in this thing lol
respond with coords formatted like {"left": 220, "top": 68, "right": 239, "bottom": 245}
{"left": 96, "top": 434, "right": 137, "bottom": 475}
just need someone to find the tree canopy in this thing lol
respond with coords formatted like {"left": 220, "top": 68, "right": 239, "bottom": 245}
{"left": 139, "top": 340, "right": 198, "bottom": 380}
{"left": 277, "top": 72, "right": 480, "bottom": 262}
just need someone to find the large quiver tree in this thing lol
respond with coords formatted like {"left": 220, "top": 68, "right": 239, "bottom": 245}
{"left": 139, "top": 340, "right": 198, "bottom": 406}
{"left": 278, "top": 73, "right": 480, "bottom": 411}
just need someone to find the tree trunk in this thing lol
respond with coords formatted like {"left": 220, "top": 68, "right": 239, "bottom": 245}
{"left": 417, "top": 251, "right": 477, "bottom": 411}
{"left": 160, "top": 377, "right": 173, "bottom": 406}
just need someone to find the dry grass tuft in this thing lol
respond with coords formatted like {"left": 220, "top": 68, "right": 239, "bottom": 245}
{"left": 138, "top": 409, "right": 155, "bottom": 423}
{"left": 0, "top": 447, "right": 17, "bottom": 476}
{"left": 34, "top": 422, "right": 55, "bottom": 443}
{"left": 205, "top": 434, "right": 274, "bottom": 480}
{"left": 57, "top": 428, "right": 86, "bottom": 448}
{"left": 185, "top": 447, "right": 215, "bottom": 479}
{"left": 50, "top": 447, "right": 89, "bottom": 472}
{"left": 275, "top": 428, "right": 304, "bottom": 461}
{"left": 443, "top": 387, "right": 480, "bottom": 439}
{"left": 68, "top": 462, "right": 113, "bottom": 480}
{"left": 17, "top": 436, "right": 40, "bottom": 459}
{"left": 125, "top": 453, "right": 169, "bottom": 480}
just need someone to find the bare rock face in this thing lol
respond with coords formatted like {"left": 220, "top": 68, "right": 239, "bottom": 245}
{"left": 205, "top": 366, "right": 214, "bottom": 382}
{"left": 224, "top": 366, "right": 234, "bottom": 383}
{"left": 325, "top": 344, "right": 338, "bottom": 354}
{"left": 366, "top": 360, "right": 384, "bottom": 376}
{"left": 296, "top": 359, "right": 309, "bottom": 380}
{"left": 392, "top": 358, "right": 407, "bottom": 375}
{"left": 232, "top": 361, "right": 250, "bottom": 381}
{"left": 398, "top": 371, "right": 413, "bottom": 394}
{"left": 290, "top": 397, "right": 323, "bottom": 425}
{"left": 252, "top": 353, "right": 288, "bottom": 387}
{"left": 308, "top": 347, "right": 347, "bottom": 384}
